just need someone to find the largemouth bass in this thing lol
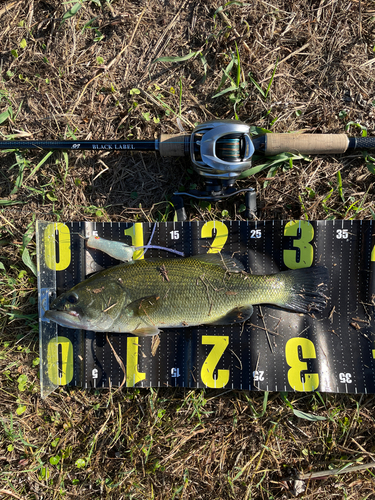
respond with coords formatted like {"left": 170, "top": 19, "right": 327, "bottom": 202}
{"left": 44, "top": 254, "right": 329, "bottom": 336}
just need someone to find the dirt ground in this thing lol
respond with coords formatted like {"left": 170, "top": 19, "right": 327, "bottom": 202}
{"left": 0, "top": 0, "right": 375, "bottom": 498}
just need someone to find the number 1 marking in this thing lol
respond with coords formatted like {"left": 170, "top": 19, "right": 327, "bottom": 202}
{"left": 124, "top": 223, "right": 144, "bottom": 260}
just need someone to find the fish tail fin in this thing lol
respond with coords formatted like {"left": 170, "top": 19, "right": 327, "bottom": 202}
{"left": 280, "top": 266, "right": 329, "bottom": 313}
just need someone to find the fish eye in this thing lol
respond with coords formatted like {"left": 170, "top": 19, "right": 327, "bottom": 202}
{"left": 66, "top": 293, "right": 79, "bottom": 304}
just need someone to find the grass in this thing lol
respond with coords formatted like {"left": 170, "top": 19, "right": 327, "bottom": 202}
{"left": 0, "top": 0, "right": 375, "bottom": 498}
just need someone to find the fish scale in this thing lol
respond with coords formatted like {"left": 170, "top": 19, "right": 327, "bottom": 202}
{"left": 45, "top": 254, "right": 329, "bottom": 336}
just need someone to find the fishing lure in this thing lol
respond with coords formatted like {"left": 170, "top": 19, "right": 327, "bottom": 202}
{"left": 86, "top": 235, "right": 184, "bottom": 262}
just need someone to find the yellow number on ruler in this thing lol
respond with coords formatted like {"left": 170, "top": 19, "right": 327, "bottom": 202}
{"left": 283, "top": 220, "right": 314, "bottom": 269}
{"left": 371, "top": 245, "right": 375, "bottom": 262}
{"left": 201, "top": 221, "right": 228, "bottom": 254}
{"left": 44, "top": 223, "right": 71, "bottom": 271}
{"left": 285, "top": 337, "right": 319, "bottom": 391}
{"left": 126, "top": 337, "right": 146, "bottom": 387}
{"left": 47, "top": 336, "right": 74, "bottom": 386}
{"left": 124, "top": 223, "right": 145, "bottom": 260}
{"left": 201, "top": 336, "right": 230, "bottom": 388}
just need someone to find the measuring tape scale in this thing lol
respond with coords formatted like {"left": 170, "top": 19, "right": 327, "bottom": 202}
{"left": 37, "top": 220, "right": 375, "bottom": 397}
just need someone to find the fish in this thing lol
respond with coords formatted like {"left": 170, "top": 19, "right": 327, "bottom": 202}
{"left": 44, "top": 253, "right": 329, "bottom": 336}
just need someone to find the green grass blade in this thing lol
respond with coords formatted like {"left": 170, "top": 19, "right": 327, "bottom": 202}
{"left": 337, "top": 170, "right": 345, "bottom": 203}
{"left": 235, "top": 41, "right": 241, "bottom": 88}
{"left": 24, "top": 151, "right": 53, "bottom": 183}
{"left": 199, "top": 53, "right": 207, "bottom": 84}
{"left": 213, "top": 1, "right": 250, "bottom": 22}
{"left": 212, "top": 85, "right": 238, "bottom": 99}
{"left": 248, "top": 73, "right": 265, "bottom": 98}
{"left": 215, "top": 53, "right": 236, "bottom": 93}
{"left": 265, "top": 56, "right": 278, "bottom": 99}
{"left": 10, "top": 152, "right": 27, "bottom": 195}
{"left": 152, "top": 51, "right": 200, "bottom": 65}
{"left": 179, "top": 78, "right": 182, "bottom": 117}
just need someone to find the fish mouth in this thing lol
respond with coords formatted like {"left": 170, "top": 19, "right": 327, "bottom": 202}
{"left": 44, "top": 309, "right": 88, "bottom": 329}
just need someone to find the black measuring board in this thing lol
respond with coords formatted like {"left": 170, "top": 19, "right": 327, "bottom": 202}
{"left": 37, "top": 220, "right": 375, "bottom": 397}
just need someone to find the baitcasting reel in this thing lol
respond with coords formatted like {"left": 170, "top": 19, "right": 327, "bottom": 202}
{"left": 158, "top": 119, "right": 257, "bottom": 220}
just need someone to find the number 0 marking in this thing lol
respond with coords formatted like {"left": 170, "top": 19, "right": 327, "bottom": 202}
{"left": 283, "top": 220, "right": 314, "bottom": 269}
{"left": 201, "top": 336, "right": 229, "bottom": 388}
{"left": 201, "top": 221, "right": 228, "bottom": 254}
{"left": 371, "top": 245, "right": 375, "bottom": 262}
{"left": 47, "top": 336, "right": 74, "bottom": 386}
{"left": 43, "top": 223, "right": 71, "bottom": 271}
{"left": 285, "top": 338, "right": 319, "bottom": 391}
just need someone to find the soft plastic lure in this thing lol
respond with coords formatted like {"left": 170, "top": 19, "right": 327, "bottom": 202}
{"left": 86, "top": 234, "right": 184, "bottom": 262}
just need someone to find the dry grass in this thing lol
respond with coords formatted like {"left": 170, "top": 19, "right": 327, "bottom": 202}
{"left": 1, "top": 0, "right": 375, "bottom": 498}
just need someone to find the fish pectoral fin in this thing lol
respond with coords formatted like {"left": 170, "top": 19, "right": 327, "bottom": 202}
{"left": 209, "top": 305, "right": 254, "bottom": 325}
{"left": 131, "top": 326, "right": 161, "bottom": 337}
{"left": 126, "top": 295, "right": 162, "bottom": 317}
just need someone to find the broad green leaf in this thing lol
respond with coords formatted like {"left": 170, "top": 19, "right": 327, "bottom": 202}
{"left": 21, "top": 248, "right": 37, "bottom": 276}
{"left": 49, "top": 455, "right": 61, "bottom": 465}
{"left": 19, "top": 39, "right": 27, "bottom": 49}
{"left": 0, "top": 107, "right": 12, "bottom": 125}
{"left": 293, "top": 409, "right": 327, "bottom": 421}
{"left": 16, "top": 405, "right": 26, "bottom": 416}
{"left": 60, "top": 3, "right": 82, "bottom": 27}
{"left": 366, "top": 162, "right": 375, "bottom": 175}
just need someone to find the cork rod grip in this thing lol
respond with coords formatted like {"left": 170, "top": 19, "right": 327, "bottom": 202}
{"left": 265, "top": 134, "right": 349, "bottom": 156}
{"left": 159, "top": 134, "right": 187, "bottom": 157}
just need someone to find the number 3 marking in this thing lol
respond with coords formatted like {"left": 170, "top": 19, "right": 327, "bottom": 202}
{"left": 285, "top": 338, "right": 319, "bottom": 391}
{"left": 283, "top": 220, "right": 314, "bottom": 269}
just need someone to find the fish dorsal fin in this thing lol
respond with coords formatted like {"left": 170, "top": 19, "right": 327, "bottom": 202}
{"left": 192, "top": 252, "right": 245, "bottom": 273}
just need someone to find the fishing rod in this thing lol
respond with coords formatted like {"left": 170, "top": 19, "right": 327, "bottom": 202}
{"left": 1, "top": 119, "right": 374, "bottom": 219}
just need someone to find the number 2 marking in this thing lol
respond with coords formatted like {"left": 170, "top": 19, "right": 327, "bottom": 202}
{"left": 201, "top": 336, "right": 229, "bottom": 388}
{"left": 201, "top": 221, "right": 228, "bottom": 254}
